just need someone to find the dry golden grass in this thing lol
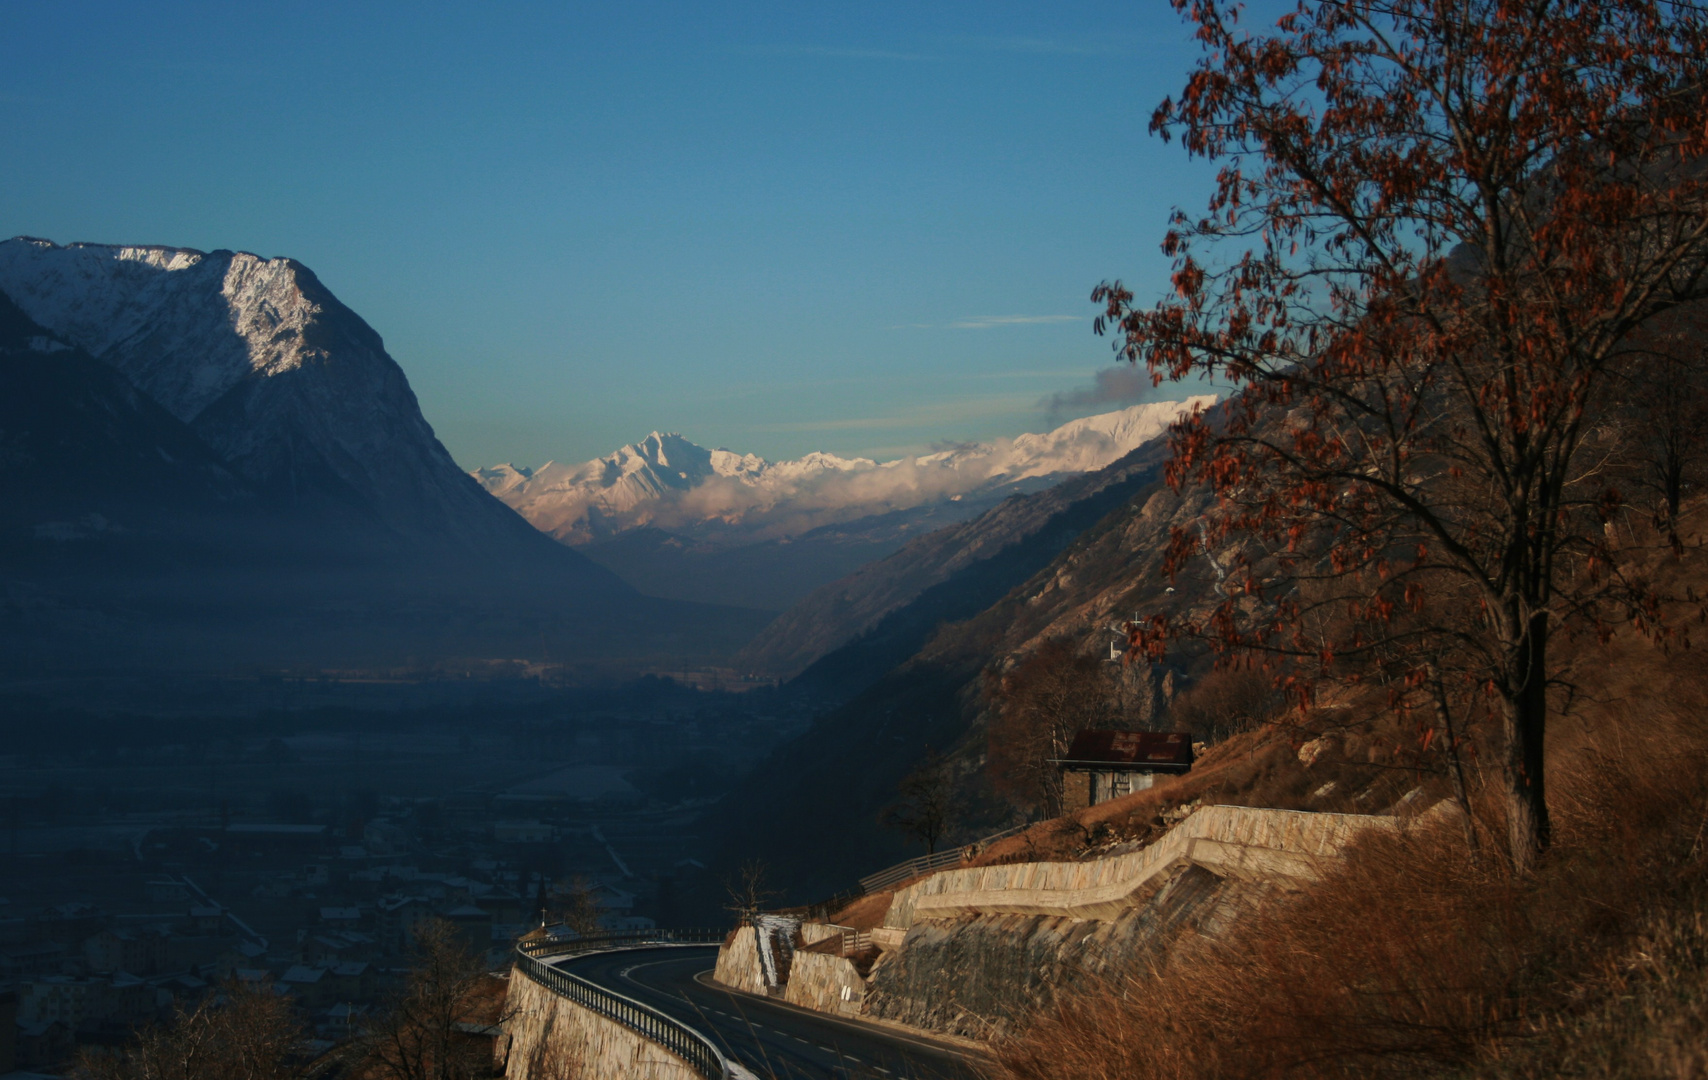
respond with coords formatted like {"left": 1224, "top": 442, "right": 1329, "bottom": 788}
{"left": 827, "top": 890, "right": 894, "bottom": 930}
{"left": 994, "top": 726, "right": 1707, "bottom": 1079}
{"left": 988, "top": 513, "right": 1708, "bottom": 1080}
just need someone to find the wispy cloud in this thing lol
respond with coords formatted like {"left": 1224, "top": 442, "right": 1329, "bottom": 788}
{"left": 753, "top": 44, "right": 936, "bottom": 62}
{"left": 1040, "top": 366, "right": 1164, "bottom": 425}
{"left": 753, "top": 393, "right": 1039, "bottom": 433}
{"left": 950, "top": 314, "right": 1083, "bottom": 329}
{"left": 955, "top": 35, "right": 1131, "bottom": 57}
{"left": 893, "top": 314, "right": 1085, "bottom": 330}
{"left": 1039, "top": 368, "right": 1226, "bottom": 426}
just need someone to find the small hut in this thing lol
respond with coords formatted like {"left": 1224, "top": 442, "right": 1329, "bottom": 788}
{"left": 1056, "top": 730, "right": 1194, "bottom": 810}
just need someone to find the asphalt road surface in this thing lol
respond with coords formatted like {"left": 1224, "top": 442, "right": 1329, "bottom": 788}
{"left": 550, "top": 945, "right": 985, "bottom": 1080}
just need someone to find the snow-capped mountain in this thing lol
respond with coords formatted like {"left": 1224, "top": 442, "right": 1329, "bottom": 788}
{"left": 0, "top": 237, "right": 776, "bottom": 676}
{"left": 475, "top": 398, "right": 1214, "bottom": 547}
{"left": 0, "top": 236, "right": 603, "bottom": 560}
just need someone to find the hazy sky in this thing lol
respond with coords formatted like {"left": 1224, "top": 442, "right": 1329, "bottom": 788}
{"left": 1, "top": 1, "right": 1222, "bottom": 468}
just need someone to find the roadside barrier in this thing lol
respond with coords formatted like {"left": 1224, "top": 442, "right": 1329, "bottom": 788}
{"left": 791, "top": 821, "right": 1037, "bottom": 920}
{"left": 856, "top": 822, "right": 1037, "bottom": 894}
{"left": 513, "top": 929, "right": 731, "bottom": 1079}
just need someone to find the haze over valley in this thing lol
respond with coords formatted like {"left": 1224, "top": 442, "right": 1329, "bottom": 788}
{"left": 476, "top": 398, "right": 1207, "bottom": 609}
{"left": 8, "top": 4, "right": 1695, "bottom": 1077}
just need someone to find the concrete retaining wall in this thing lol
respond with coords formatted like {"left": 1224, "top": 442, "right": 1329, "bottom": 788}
{"left": 504, "top": 967, "right": 697, "bottom": 1080}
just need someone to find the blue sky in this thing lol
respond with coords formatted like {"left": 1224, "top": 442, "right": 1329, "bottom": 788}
{"left": 1, "top": 1, "right": 1221, "bottom": 468}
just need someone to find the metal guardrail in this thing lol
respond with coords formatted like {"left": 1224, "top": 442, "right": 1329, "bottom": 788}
{"left": 788, "top": 823, "right": 1040, "bottom": 920}
{"left": 857, "top": 847, "right": 968, "bottom": 894}
{"left": 857, "top": 821, "right": 1035, "bottom": 894}
{"left": 513, "top": 929, "right": 731, "bottom": 1080}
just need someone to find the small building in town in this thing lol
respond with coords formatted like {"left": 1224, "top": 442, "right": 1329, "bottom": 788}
{"left": 1057, "top": 730, "right": 1194, "bottom": 810}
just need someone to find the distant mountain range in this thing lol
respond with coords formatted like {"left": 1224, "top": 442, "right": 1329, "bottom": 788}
{"left": 473, "top": 400, "right": 1211, "bottom": 611}
{"left": 0, "top": 237, "right": 767, "bottom": 674}
{"left": 476, "top": 401, "right": 1208, "bottom": 546}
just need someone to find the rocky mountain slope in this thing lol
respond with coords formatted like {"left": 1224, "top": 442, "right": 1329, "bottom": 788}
{"left": 680, "top": 433, "right": 1205, "bottom": 905}
{"left": 0, "top": 289, "right": 252, "bottom": 540}
{"left": 735, "top": 437, "right": 1177, "bottom": 678}
{"left": 0, "top": 237, "right": 769, "bottom": 675}
{"left": 0, "top": 237, "right": 588, "bottom": 556}
{"left": 682, "top": 411, "right": 1236, "bottom": 906}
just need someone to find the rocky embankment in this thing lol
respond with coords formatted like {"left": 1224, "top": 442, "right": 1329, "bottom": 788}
{"left": 712, "top": 804, "right": 1427, "bottom": 1040}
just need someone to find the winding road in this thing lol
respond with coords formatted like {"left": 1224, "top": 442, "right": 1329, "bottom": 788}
{"left": 547, "top": 945, "right": 984, "bottom": 1080}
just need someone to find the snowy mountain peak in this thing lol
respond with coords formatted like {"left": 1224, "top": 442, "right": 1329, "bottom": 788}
{"left": 0, "top": 238, "right": 333, "bottom": 424}
{"left": 0, "top": 235, "right": 596, "bottom": 557}
{"left": 477, "top": 396, "right": 1214, "bottom": 546}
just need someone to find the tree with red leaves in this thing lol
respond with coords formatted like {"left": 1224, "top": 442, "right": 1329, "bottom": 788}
{"left": 1102, "top": 0, "right": 1708, "bottom": 872}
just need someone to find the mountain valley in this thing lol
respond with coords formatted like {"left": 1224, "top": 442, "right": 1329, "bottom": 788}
{"left": 477, "top": 399, "right": 1209, "bottom": 611}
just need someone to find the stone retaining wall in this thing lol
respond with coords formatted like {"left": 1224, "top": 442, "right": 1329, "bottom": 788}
{"left": 883, "top": 804, "right": 1396, "bottom": 927}
{"left": 503, "top": 967, "right": 697, "bottom": 1080}
{"left": 711, "top": 927, "right": 767, "bottom": 996}
{"left": 710, "top": 806, "right": 1416, "bottom": 1042}
{"left": 781, "top": 949, "right": 866, "bottom": 1016}
{"left": 864, "top": 863, "right": 1262, "bottom": 1038}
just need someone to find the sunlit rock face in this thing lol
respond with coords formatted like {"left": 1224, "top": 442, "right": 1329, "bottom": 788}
{"left": 0, "top": 236, "right": 588, "bottom": 558}
{"left": 0, "top": 237, "right": 668, "bottom": 677}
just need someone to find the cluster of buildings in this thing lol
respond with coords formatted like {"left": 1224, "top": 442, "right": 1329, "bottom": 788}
{"left": 0, "top": 808, "right": 659, "bottom": 1075}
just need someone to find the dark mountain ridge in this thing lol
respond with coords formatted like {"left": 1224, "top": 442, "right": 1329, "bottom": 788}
{"left": 693, "top": 436, "right": 1187, "bottom": 904}
{"left": 0, "top": 240, "right": 770, "bottom": 676}
{"left": 736, "top": 436, "right": 1175, "bottom": 679}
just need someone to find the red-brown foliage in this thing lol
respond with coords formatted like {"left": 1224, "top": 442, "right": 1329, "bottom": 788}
{"left": 1100, "top": 0, "right": 1708, "bottom": 872}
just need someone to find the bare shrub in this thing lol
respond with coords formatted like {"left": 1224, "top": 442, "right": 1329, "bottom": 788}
{"left": 1166, "top": 667, "right": 1283, "bottom": 744}
{"left": 988, "top": 641, "right": 1119, "bottom": 817}
{"left": 363, "top": 919, "right": 497, "bottom": 1080}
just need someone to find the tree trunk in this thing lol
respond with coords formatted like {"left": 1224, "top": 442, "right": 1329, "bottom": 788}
{"left": 1503, "top": 613, "right": 1552, "bottom": 874}
{"left": 1428, "top": 672, "right": 1480, "bottom": 857}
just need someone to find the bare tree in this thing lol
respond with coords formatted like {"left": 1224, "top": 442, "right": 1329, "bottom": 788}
{"left": 722, "top": 859, "right": 778, "bottom": 926}
{"left": 1102, "top": 0, "right": 1708, "bottom": 872}
{"left": 1166, "top": 667, "right": 1283, "bottom": 744}
{"left": 1617, "top": 313, "right": 1708, "bottom": 542}
{"left": 74, "top": 981, "right": 306, "bottom": 1080}
{"left": 555, "top": 877, "right": 604, "bottom": 939}
{"left": 363, "top": 919, "right": 494, "bottom": 1080}
{"left": 880, "top": 747, "right": 959, "bottom": 855}
{"left": 987, "top": 642, "right": 1116, "bottom": 817}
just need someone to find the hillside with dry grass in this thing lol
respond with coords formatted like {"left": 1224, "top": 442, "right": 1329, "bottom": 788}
{"left": 977, "top": 507, "right": 1708, "bottom": 1080}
